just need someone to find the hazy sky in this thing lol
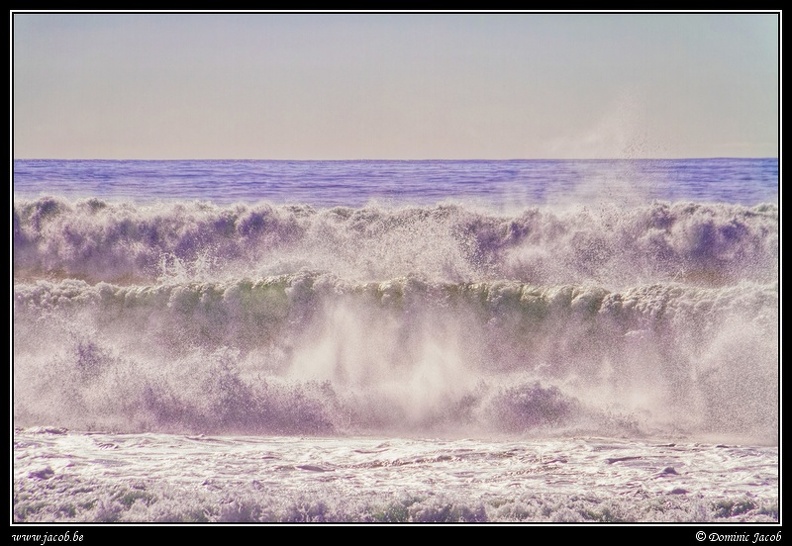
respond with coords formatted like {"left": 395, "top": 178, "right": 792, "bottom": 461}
{"left": 12, "top": 12, "right": 779, "bottom": 159}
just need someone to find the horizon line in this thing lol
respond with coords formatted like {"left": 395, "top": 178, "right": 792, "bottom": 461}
{"left": 12, "top": 156, "right": 780, "bottom": 162}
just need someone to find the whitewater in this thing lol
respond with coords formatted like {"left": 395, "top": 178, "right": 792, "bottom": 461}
{"left": 12, "top": 159, "right": 779, "bottom": 523}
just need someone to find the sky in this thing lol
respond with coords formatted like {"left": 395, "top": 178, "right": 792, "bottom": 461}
{"left": 12, "top": 12, "right": 779, "bottom": 160}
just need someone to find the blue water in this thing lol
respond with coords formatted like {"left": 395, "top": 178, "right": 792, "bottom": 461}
{"left": 13, "top": 158, "right": 779, "bottom": 206}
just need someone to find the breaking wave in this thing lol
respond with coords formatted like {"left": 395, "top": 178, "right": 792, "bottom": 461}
{"left": 13, "top": 198, "right": 779, "bottom": 443}
{"left": 14, "top": 197, "right": 778, "bottom": 286}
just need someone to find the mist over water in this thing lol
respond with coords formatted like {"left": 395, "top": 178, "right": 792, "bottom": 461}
{"left": 13, "top": 160, "right": 779, "bottom": 445}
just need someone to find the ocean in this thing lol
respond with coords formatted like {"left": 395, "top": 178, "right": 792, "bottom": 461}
{"left": 12, "top": 158, "right": 779, "bottom": 523}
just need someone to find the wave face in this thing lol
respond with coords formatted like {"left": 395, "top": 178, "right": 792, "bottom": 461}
{"left": 13, "top": 193, "right": 779, "bottom": 442}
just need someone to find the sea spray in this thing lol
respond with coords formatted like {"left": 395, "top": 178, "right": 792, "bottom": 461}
{"left": 14, "top": 266, "right": 777, "bottom": 439}
{"left": 14, "top": 198, "right": 778, "bottom": 286}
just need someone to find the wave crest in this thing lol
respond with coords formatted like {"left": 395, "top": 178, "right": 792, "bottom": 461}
{"left": 14, "top": 197, "right": 778, "bottom": 286}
